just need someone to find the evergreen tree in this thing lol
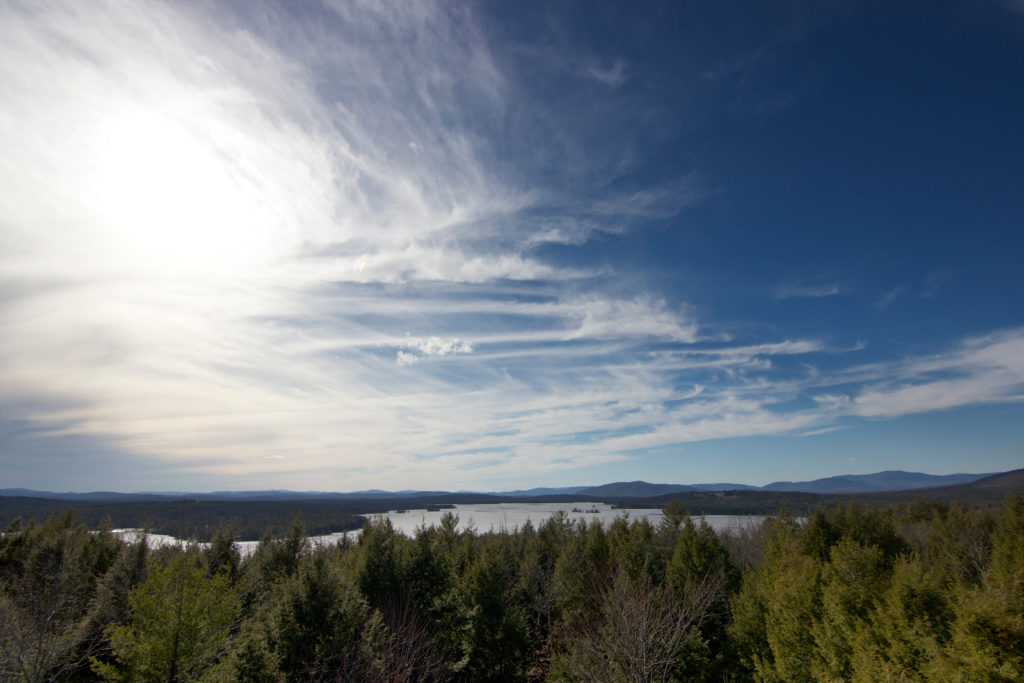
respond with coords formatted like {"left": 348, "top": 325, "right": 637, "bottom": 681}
{"left": 272, "top": 551, "right": 369, "bottom": 681}
{"left": 850, "top": 555, "right": 953, "bottom": 680}
{"left": 356, "top": 517, "right": 408, "bottom": 611}
{"left": 665, "top": 515, "right": 737, "bottom": 680}
{"left": 812, "top": 538, "right": 888, "bottom": 680}
{"left": 729, "top": 512, "right": 820, "bottom": 682}
{"left": 94, "top": 553, "right": 239, "bottom": 682}
{"left": 459, "top": 535, "right": 530, "bottom": 681}
{"left": 204, "top": 524, "right": 240, "bottom": 583}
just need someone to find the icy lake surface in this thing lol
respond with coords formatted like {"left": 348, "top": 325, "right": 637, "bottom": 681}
{"left": 113, "top": 502, "right": 766, "bottom": 556}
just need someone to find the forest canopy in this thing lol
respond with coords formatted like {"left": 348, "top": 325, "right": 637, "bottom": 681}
{"left": 1, "top": 497, "right": 1023, "bottom": 681}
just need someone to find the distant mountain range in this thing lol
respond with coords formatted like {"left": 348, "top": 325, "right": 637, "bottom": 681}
{"left": 573, "top": 471, "right": 995, "bottom": 498}
{"left": 481, "top": 486, "right": 587, "bottom": 497}
{"left": 759, "top": 470, "right": 992, "bottom": 493}
{"left": 0, "top": 469, "right": 1000, "bottom": 502}
{"left": 573, "top": 482, "right": 699, "bottom": 498}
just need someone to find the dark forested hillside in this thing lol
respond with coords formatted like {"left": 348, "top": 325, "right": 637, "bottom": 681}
{"left": 2, "top": 495, "right": 1023, "bottom": 680}
{"left": 3, "top": 468, "right": 1022, "bottom": 542}
{"left": 0, "top": 496, "right": 370, "bottom": 542}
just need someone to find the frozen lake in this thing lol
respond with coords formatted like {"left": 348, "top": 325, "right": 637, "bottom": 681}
{"left": 362, "top": 501, "right": 763, "bottom": 536}
{"left": 113, "top": 502, "right": 767, "bottom": 556}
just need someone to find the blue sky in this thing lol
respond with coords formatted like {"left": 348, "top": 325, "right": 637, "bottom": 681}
{"left": 1, "top": 0, "right": 1022, "bottom": 492}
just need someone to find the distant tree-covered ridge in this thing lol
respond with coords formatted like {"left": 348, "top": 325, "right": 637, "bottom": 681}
{"left": 4, "top": 468, "right": 1022, "bottom": 542}
{"left": 0, "top": 497, "right": 373, "bottom": 542}
{"left": 1, "top": 496, "right": 1022, "bottom": 680}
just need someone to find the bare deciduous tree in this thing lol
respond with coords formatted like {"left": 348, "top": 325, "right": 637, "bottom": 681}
{"left": 557, "top": 566, "right": 725, "bottom": 682}
{"left": 363, "top": 600, "right": 448, "bottom": 683}
{"left": 0, "top": 588, "right": 87, "bottom": 683}
{"left": 718, "top": 517, "right": 768, "bottom": 571}
{"left": 0, "top": 535, "right": 106, "bottom": 683}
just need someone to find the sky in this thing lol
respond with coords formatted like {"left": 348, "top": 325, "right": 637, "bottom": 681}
{"left": 1, "top": 0, "right": 1023, "bottom": 492}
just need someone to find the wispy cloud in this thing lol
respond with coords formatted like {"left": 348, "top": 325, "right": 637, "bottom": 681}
{"left": 0, "top": 0, "right": 708, "bottom": 488}
{"left": 1004, "top": 0, "right": 1024, "bottom": 17}
{"left": 397, "top": 337, "right": 474, "bottom": 365}
{"left": 584, "top": 60, "right": 628, "bottom": 87}
{"left": 774, "top": 282, "right": 841, "bottom": 299}
{"left": 0, "top": 1, "right": 1020, "bottom": 491}
{"left": 874, "top": 272, "right": 952, "bottom": 310}
{"left": 875, "top": 286, "right": 907, "bottom": 310}
{"left": 511, "top": 43, "right": 629, "bottom": 87}
{"left": 845, "top": 328, "right": 1024, "bottom": 418}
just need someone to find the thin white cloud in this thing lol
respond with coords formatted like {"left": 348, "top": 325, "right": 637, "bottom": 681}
{"left": 584, "top": 60, "right": 628, "bottom": 87}
{"left": 562, "top": 296, "right": 698, "bottom": 342}
{"left": 512, "top": 44, "right": 628, "bottom": 88}
{"left": 0, "top": 1, "right": 1020, "bottom": 491}
{"left": 1004, "top": 0, "right": 1024, "bottom": 16}
{"left": 395, "top": 351, "right": 419, "bottom": 366}
{"left": 522, "top": 175, "right": 707, "bottom": 247}
{"left": 413, "top": 337, "right": 475, "bottom": 357}
{"left": 585, "top": 175, "right": 707, "bottom": 220}
{"left": 875, "top": 286, "right": 907, "bottom": 310}
{"left": 397, "top": 337, "right": 474, "bottom": 364}
{"left": 0, "top": 0, "right": 714, "bottom": 489}
{"left": 774, "top": 283, "right": 841, "bottom": 299}
{"left": 845, "top": 328, "right": 1024, "bottom": 418}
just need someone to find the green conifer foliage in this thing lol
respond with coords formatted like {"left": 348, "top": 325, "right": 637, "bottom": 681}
{"left": 812, "top": 538, "right": 888, "bottom": 680}
{"left": 665, "top": 515, "right": 737, "bottom": 680}
{"left": 459, "top": 535, "right": 530, "bottom": 681}
{"left": 849, "top": 555, "right": 953, "bottom": 681}
{"left": 356, "top": 517, "right": 408, "bottom": 611}
{"left": 406, "top": 525, "right": 451, "bottom": 623}
{"left": 729, "top": 512, "right": 820, "bottom": 682}
{"left": 93, "top": 553, "right": 239, "bottom": 682}
{"left": 8, "top": 496, "right": 1024, "bottom": 681}
{"left": 272, "top": 552, "right": 369, "bottom": 681}
{"left": 608, "top": 517, "right": 662, "bottom": 584}
{"left": 204, "top": 524, "right": 240, "bottom": 583}
{"left": 225, "top": 617, "right": 282, "bottom": 683}
{"left": 243, "top": 515, "right": 309, "bottom": 607}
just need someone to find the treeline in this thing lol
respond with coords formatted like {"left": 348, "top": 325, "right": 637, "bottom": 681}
{"left": 1, "top": 497, "right": 1022, "bottom": 681}
{"left": 0, "top": 498, "right": 368, "bottom": 542}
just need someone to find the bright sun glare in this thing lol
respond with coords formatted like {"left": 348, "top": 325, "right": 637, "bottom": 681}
{"left": 94, "top": 112, "right": 266, "bottom": 278}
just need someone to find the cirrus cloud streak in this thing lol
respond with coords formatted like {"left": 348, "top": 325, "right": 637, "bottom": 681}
{"left": 1, "top": 1, "right": 1021, "bottom": 491}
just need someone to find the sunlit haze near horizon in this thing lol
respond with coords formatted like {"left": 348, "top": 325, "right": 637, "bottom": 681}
{"left": 1, "top": 0, "right": 1023, "bottom": 492}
